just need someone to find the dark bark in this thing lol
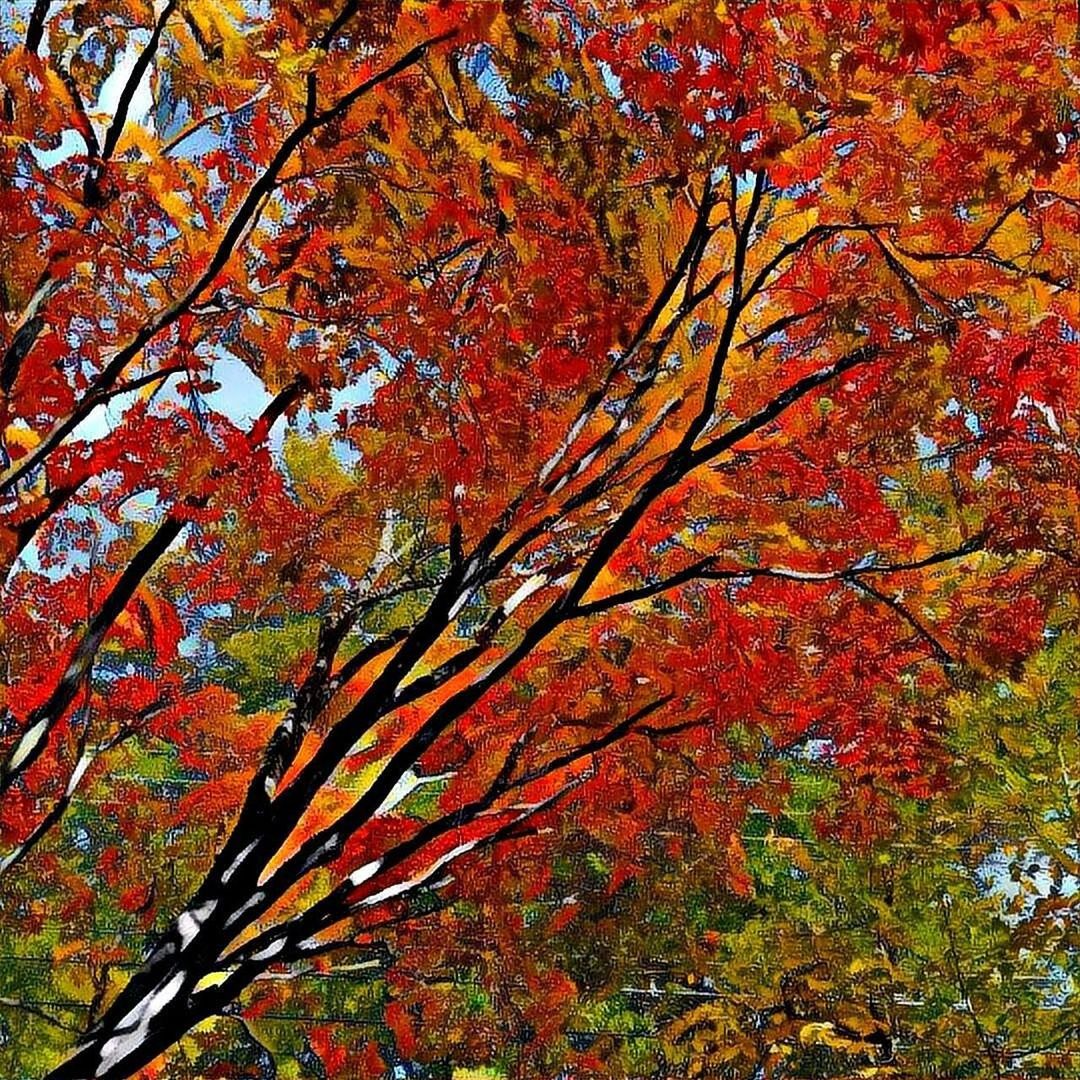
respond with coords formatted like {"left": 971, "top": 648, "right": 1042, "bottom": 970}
{"left": 24, "top": 0, "right": 53, "bottom": 54}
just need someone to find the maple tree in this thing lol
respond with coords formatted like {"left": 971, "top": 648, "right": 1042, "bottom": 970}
{"left": 0, "top": 0, "right": 1076, "bottom": 1076}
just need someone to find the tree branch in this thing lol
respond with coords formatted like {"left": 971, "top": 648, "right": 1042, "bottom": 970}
{"left": 24, "top": 0, "right": 54, "bottom": 53}
{"left": 0, "top": 696, "right": 167, "bottom": 880}
{"left": 738, "top": 223, "right": 895, "bottom": 313}
{"left": 846, "top": 578, "right": 957, "bottom": 668}
{"left": 537, "top": 175, "right": 720, "bottom": 494}
{"left": 687, "top": 344, "right": 882, "bottom": 470}
{"left": 737, "top": 303, "right": 829, "bottom": 352}
{"left": 572, "top": 537, "right": 984, "bottom": 618}
{"left": 0, "top": 995, "right": 81, "bottom": 1034}
{"left": 98, "top": 2, "right": 179, "bottom": 166}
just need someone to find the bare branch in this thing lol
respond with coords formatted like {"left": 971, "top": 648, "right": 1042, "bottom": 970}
{"left": 573, "top": 536, "right": 985, "bottom": 618}
{"left": 885, "top": 191, "right": 1071, "bottom": 289}
{"left": 221, "top": 694, "right": 670, "bottom": 962}
{"left": 162, "top": 91, "right": 268, "bottom": 156}
{"left": 537, "top": 175, "right": 720, "bottom": 493}
{"left": 0, "top": 695, "right": 168, "bottom": 881}
{"left": 737, "top": 303, "right": 829, "bottom": 352}
{"left": 24, "top": 0, "right": 54, "bottom": 53}
{"left": 98, "top": 2, "right": 179, "bottom": 166}
{"left": 0, "top": 996, "right": 81, "bottom": 1034}
{"left": 847, "top": 578, "right": 958, "bottom": 668}
{"left": 738, "top": 222, "right": 895, "bottom": 313}
{"left": 687, "top": 344, "right": 882, "bottom": 470}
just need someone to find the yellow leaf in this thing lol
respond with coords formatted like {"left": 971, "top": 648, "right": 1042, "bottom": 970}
{"left": 453, "top": 129, "right": 524, "bottom": 179}
{"left": 4, "top": 421, "right": 40, "bottom": 455}
{"left": 192, "top": 970, "right": 231, "bottom": 994}
{"left": 282, "top": 430, "right": 353, "bottom": 507}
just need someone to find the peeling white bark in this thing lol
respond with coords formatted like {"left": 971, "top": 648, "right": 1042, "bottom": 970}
{"left": 93, "top": 970, "right": 185, "bottom": 1077}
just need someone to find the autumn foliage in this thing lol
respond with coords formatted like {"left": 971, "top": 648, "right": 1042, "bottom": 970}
{"left": 0, "top": 1, "right": 1077, "bottom": 1077}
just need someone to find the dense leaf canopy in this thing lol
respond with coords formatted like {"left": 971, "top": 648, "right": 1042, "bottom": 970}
{"left": 0, "top": 1, "right": 1076, "bottom": 1077}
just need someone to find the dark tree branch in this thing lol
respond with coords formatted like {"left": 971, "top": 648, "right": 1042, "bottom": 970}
{"left": 737, "top": 303, "right": 829, "bottom": 352}
{"left": 0, "top": 995, "right": 80, "bottom": 1034}
{"left": 688, "top": 170, "right": 765, "bottom": 436}
{"left": 101, "top": 1, "right": 178, "bottom": 166}
{"left": 180, "top": 9, "right": 223, "bottom": 63}
{"left": 50, "top": 63, "right": 101, "bottom": 159}
{"left": 331, "top": 626, "right": 412, "bottom": 690}
{"left": 738, "top": 223, "right": 895, "bottom": 314}
{"left": 888, "top": 221, "right": 1070, "bottom": 289}
{"left": 847, "top": 578, "right": 958, "bottom": 668}
{"left": 1, "top": 272, "right": 61, "bottom": 394}
{"left": 24, "top": 0, "right": 54, "bottom": 53}
{"left": 282, "top": 226, "right": 889, "bottom": 915}
{"left": 687, "top": 344, "right": 882, "bottom": 470}
{"left": 196, "top": 202, "right": 770, "bottom": 938}
{"left": 316, "top": 1, "right": 362, "bottom": 50}
{"left": 0, "top": 515, "right": 183, "bottom": 797}
{"left": 0, "top": 696, "right": 167, "bottom": 880}
{"left": 866, "top": 231, "right": 956, "bottom": 322}
{"left": 537, "top": 175, "right": 720, "bottom": 496}
{"left": 83, "top": 1, "right": 180, "bottom": 206}
{"left": 240, "top": 580, "right": 429, "bottom": 816}
{"left": 162, "top": 92, "right": 267, "bottom": 156}
{"left": 572, "top": 536, "right": 985, "bottom": 618}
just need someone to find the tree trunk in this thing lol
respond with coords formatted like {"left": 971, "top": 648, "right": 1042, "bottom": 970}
{"left": 43, "top": 975, "right": 215, "bottom": 1080}
{"left": 42, "top": 890, "right": 247, "bottom": 1079}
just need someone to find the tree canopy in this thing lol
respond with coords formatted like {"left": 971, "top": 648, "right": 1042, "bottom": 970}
{"left": 0, "top": 1, "right": 1076, "bottom": 1077}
